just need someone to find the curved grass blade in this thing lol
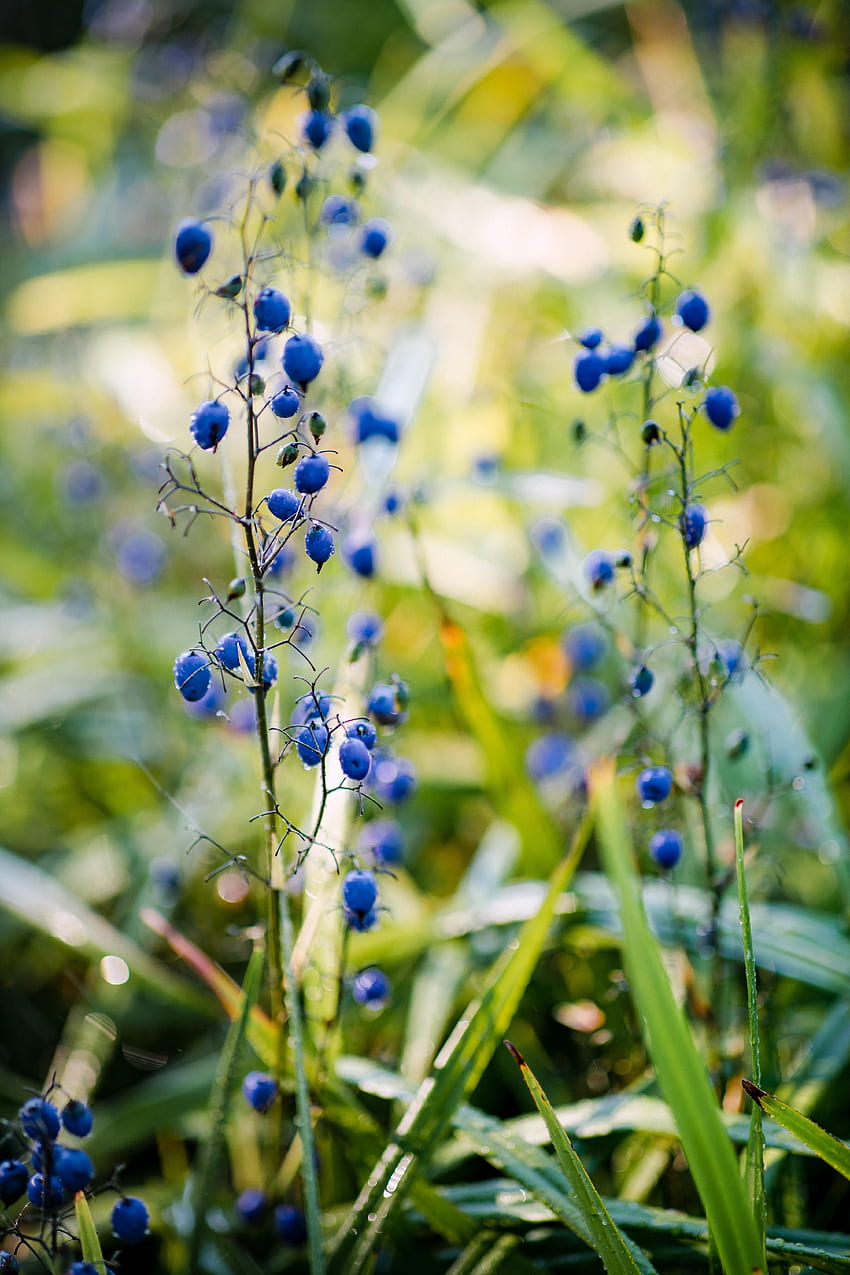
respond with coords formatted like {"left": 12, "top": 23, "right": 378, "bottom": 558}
{"left": 75, "top": 1190, "right": 106, "bottom": 1268}
{"left": 328, "top": 815, "right": 590, "bottom": 1274}
{"left": 141, "top": 908, "right": 277, "bottom": 1063}
{"left": 188, "top": 946, "right": 264, "bottom": 1273}
{"left": 742, "top": 1081, "right": 850, "bottom": 1182}
{"left": 0, "top": 847, "right": 210, "bottom": 1016}
{"left": 735, "top": 800, "right": 767, "bottom": 1271}
{"left": 505, "top": 1041, "right": 657, "bottom": 1275}
{"left": 589, "top": 760, "right": 764, "bottom": 1275}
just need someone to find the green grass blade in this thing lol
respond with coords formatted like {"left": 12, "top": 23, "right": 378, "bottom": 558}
{"left": 75, "top": 1190, "right": 106, "bottom": 1268}
{"left": 188, "top": 946, "right": 264, "bottom": 1273}
{"left": 589, "top": 760, "right": 764, "bottom": 1275}
{"left": 280, "top": 884, "right": 326, "bottom": 1275}
{"left": 328, "top": 815, "right": 591, "bottom": 1273}
{"left": 438, "top": 616, "right": 562, "bottom": 874}
{"left": 742, "top": 1081, "right": 850, "bottom": 1182}
{"left": 505, "top": 1041, "right": 658, "bottom": 1275}
{"left": 0, "top": 847, "right": 211, "bottom": 1016}
{"left": 444, "top": 1231, "right": 526, "bottom": 1275}
{"left": 735, "top": 799, "right": 767, "bottom": 1270}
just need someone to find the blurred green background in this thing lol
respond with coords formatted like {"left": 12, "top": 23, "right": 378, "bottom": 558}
{"left": 1, "top": 0, "right": 849, "bottom": 1185}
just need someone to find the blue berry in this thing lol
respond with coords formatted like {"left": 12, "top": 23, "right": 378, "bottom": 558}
{"left": 321, "top": 194, "right": 360, "bottom": 225}
{"left": 111, "top": 1195, "right": 149, "bottom": 1244}
{"left": 267, "top": 488, "right": 302, "bottom": 521}
{"left": 345, "top": 904, "right": 380, "bottom": 932}
{"left": 19, "top": 1096, "right": 60, "bottom": 1141}
{"left": 343, "top": 533, "right": 377, "bottom": 578}
{"left": 345, "top": 719, "right": 378, "bottom": 751}
{"left": 270, "top": 386, "right": 301, "bottom": 418}
{"left": 567, "top": 677, "right": 609, "bottom": 723}
{"left": 54, "top": 1146, "right": 93, "bottom": 1192}
{"left": 174, "top": 218, "right": 212, "bottom": 274}
{"left": 305, "top": 523, "right": 335, "bottom": 570}
{"left": 359, "top": 218, "right": 392, "bottom": 259}
{"left": 634, "top": 315, "right": 662, "bottom": 352}
{"left": 525, "top": 732, "right": 576, "bottom": 783}
{"left": 242, "top": 1071, "right": 278, "bottom": 1113}
{"left": 675, "top": 289, "right": 710, "bottom": 333}
{"left": 347, "top": 611, "right": 383, "bottom": 647}
{"left": 649, "top": 829, "right": 683, "bottom": 869}
{"left": 253, "top": 286, "right": 291, "bottom": 333}
{"left": 370, "top": 753, "right": 417, "bottom": 804}
{"left": 681, "top": 503, "right": 708, "bottom": 549}
{"left": 383, "top": 487, "right": 403, "bottom": 514}
{"left": 342, "top": 104, "right": 377, "bottom": 153}
{"left": 215, "top": 631, "right": 251, "bottom": 672}
{"left": 342, "top": 869, "right": 378, "bottom": 919}
{"left": 605, "top": 344, "right": 635, "bottom": 376}
{"left": 292, "top": 691, "right": 334, "bottom": 724}
{"left": 0, "top": 1255, "right": 19, "bottom": 1273}
{"left": 27, "top": 1172, "right": 64, "bottom": 1210}
{"left": 574, "top": 351, "right": 606, "bottom": 393}
{"left": 584, "top": 550, "right": 616, "bottom": 591}
{"left": 352, "top": 967, "right": 390, "bottom": 1006}
{"left": 275, "top": 1203, "right": 308, "bottom": 1245}
{"left": 302, "top": 109, "right": 334, "bottom": 150}
{"left": 295, "top": 722, "right": 330, "bottom": 767}
{"left": 715, "top": 639, "right": 745, "bottom": 679}
{"left": 628, "top": 664, "right": 654, "bottom": 697}
{"left": 349, "top": 397, "right": 400, "bottom": 445}
{"left": 703, "top": 386, "right": 739, "bottom": 431}
{"left": 267, "top": 544, "right": 296, "bottom": 576}
{"left": 294, "top": 452, "right": 331, "bottom": 495}
{"left": 251, "top": 651, "right": 278, "bottom": 693}
{"left": 358, "top": 818, "right": 403, "bottom": 866}
{"left": 282, "top": 333, "right": 324, "bottom": 385}
{"left": 636, "top": 766, "right": 673, "bottom": 807}
{"left": 367, "top": 682, "right": 403, "bottom": 726}
{"left": 190, "top": 399, "right": 230, "bottom": 451}
{"left": 578, "top": 326, "right": 603, "bottom": 349}
{"left": 339, "top": 737, "right": 372, "bottom": 781}
{"left": 69, "top": 1264, "right": 100, "bottom": 1275}
{"left": 173, "top": 650, "right": 211, "bottom": 701}
{"left": 0, "top": 1159, "right": 28, "bottom": 1205}
{"left": 235, "top": 1188, "right": 268, "bottom": 1226}
{"left": 563, "top": 623, "right": 606, "bottom": 670}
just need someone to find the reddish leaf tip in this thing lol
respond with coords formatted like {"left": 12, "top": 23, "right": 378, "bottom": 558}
{"left": 503, "top": 1039, "right": 525, "bottom": 1067}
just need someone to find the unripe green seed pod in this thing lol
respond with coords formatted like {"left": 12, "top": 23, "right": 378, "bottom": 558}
{"left": 249, "top": 373, "right": 265, "bottom": 396}
{"left": 227, "top": 577, "right": 246, "bottom": 601}
{"left": 276, "top": 441, "right": 300, "bottom": 468}
{"left": 269, "top": 160, "right": 286, "bottom": 197}
{"left": 629, "top": 215, "right": 645, "bottom": 243}
{"left": 307, "top": 411, "right": 326, "bottom": 440}
{"left": 215, "top": 274, "right": 243, "bottom": 299}
{"left": 295, "top": 172, "right": 314, "bottom": 203}
{"left": 307, "top": 72, "right": 331, "bottom": 111}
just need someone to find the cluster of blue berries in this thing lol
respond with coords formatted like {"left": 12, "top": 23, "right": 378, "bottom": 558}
{"left": 238, "top": 1074, "right": 307, "bottom": 1245}
{"left": 572, "top": 288, "right": 740, "bottom": 441}
{"left": 0, "top": 1091, "right": 149, "bottom": 1270}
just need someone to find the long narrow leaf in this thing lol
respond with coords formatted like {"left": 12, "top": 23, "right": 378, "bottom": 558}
{"left": 735, "top": 799, "right": 767, "bottom": 1269}
{"left": 0, "top": 848, "right": 211, "bottom": 1016}
{"left": 188, "top": 947, "right": 264, "bottom": 1272}
{"left": 742, "top": 1081, "right": 850, "bottom": 1182}
{"left": 75, "top": 1190, "right": 106, "bottom": 1268}
{"left": 589, "top": 760, "right": 764, "bottom": 1275}
{"left": 328, "top": 815, "right": 590, "bottom": 1273}
{"left": 505, "top": 1041, "right": 656, "bottom": 1275}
